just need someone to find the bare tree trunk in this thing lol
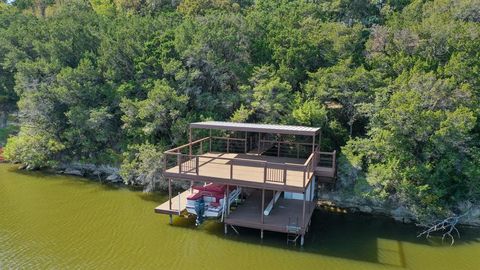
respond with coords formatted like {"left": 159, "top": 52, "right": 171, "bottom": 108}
{"left": 417, "top": 213, "right": 468, "bottom": 246}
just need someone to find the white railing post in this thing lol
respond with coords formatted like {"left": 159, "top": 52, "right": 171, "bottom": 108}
{"left": 178, "top": 191, "right": 181, "bottom": 215}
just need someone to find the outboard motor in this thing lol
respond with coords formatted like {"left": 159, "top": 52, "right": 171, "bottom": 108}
{"left": 194, "top": 197, "right": 205, "bottom": 226}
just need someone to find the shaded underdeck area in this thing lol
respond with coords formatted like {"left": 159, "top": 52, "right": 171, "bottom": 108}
{"left": 165, "top": 152, "right": 309, "bottom": 189}
{"left": 225, "top": 190, "right": 316, "bottom": 235}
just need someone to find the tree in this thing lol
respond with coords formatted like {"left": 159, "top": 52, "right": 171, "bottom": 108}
{"left": 305, "top": 59, "right": 384, "bottom": 136}
{"left": 120, "top": 79, "right": 188, "bottom": 144}
{"left": 291, "top": 97, "right": 328, "bottom": 127}
{"left": 343, "top": 71, "right": 480, "bottom": 220}
{"left": 241, "top": 65, "right": 293, "bottom": 124}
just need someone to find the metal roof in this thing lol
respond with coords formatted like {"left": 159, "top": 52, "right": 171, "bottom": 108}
{"left": 190, "top": 121, "right": 320, "bottom": 136}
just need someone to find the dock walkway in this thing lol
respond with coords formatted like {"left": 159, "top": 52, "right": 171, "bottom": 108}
{"left": 154, "top": 189, "right": 193, "bottom": 215}
{"left": 225, "top": 190, "right": 315, "bottom": 235}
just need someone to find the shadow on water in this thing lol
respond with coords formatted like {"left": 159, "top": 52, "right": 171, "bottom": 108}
{"left": 137, "top": 191, "right": 168, "bottom": 203}
{"left": 6, "top": 165, "right": 480, "bottom": 268}
{"left": 165, "top": 209, "right": 480, "bottom": 268}
{"left": 8, "top": 165, "right": 130, "bottom": 191}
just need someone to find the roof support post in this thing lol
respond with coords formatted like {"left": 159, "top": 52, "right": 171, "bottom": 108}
{"left": 296, "top": 142, "right": 300, "bottom": 159}
{"left": 189, "top": 126, "right": 192, "bottom": 156}
{"left": 277, "top": 134, "right": 281, "bottom": 157}
{"left": 318, "top": 131, "right": 321, "bottom": 152}
{"left": 209, "top": 129, "right": 212, "bottom": 152}
{"left": 257, "top": 133, "right": 261, "bottom": 155}
{"left": 244, "top": 131, "right": 248, "bottom": 153}
{"left": 312, "top": 134, "right": 315, "bottom": 154}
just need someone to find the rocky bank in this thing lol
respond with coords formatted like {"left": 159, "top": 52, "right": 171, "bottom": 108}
{"left": 317, "top": 190, "right": 480, "bottom": 227}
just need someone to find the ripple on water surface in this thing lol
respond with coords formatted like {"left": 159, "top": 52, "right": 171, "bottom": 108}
{"left": 1, "top": 164, "right": 480, "bottom": 270}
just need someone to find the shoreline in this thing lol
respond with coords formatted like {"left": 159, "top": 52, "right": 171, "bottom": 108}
{"left": 1, "top": 161, "right": 479, "bottom": 228}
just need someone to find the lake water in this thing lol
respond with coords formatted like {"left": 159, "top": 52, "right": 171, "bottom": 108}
{"left": 1, "top": 164, "right": 479, "bottom": 270}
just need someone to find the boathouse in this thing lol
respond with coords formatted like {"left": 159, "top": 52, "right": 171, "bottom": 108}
{"left": 155, "top": 121, "right": 336, "bottom": 245}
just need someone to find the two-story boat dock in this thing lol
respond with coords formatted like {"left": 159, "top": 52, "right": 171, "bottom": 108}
{"left": 155, "top": 121, "right": 336, "bottom": 246}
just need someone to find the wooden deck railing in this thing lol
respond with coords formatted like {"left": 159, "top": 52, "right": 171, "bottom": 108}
{"left": 258, "top": 139, "right": 317, "bottom": 159}
{"left": 316, "top": 151, "right": 336, "bottom": 169}
{"left": 313, "top": 150, "right": 337, "bottom": 180}
{"left": 163, "top": 136, "right": 317, "bottom": 188}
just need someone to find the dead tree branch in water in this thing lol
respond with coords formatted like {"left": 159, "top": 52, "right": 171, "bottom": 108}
{"left": 417, "top": 213, "right": 468, "bottom": 246}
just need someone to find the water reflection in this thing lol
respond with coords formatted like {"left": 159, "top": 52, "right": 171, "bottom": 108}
{"left": 165, "top": 206, "right": 480, "bottom": 268}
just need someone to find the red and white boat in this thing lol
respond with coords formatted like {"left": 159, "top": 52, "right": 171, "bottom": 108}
{"left": 186, "top": 183, "right": 241, "bottom": 218}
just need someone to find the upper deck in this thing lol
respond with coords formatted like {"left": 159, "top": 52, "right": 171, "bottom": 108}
{"left": 164, "top": 151, "right": 312, "bottom": 192}
{"left": 163, "top": 122, "right": 335, "bottom": 192}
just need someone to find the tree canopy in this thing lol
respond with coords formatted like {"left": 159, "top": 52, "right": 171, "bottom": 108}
{"left": 1, "top": 0, "right": 479, "bottom": 221}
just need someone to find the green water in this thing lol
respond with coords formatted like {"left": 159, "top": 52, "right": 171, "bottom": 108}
{"left": 1, "top": 164, "right": 479, "bottom": 270}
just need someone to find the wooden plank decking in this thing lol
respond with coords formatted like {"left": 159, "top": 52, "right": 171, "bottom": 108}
{"left": 225, "top": 190, "right": 316, "bottom": 235}
{"left": 164, "top": 152, "right": 310, "bottom": 192}
{"left": 154, "top": 189, "right": 193, "bottom": 215}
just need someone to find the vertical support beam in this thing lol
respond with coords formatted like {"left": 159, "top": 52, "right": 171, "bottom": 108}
{"left": 227, "top": 137, "right": 230, "bottom": 153}
{"left": 300, "top": 235, "right": 304, "bottom": 246}
{"left": 177, "top": 150, "right": 181, "bottom": 173}
{"left": 261, "top": 188, "right": 265, "bottom": 224}
{"left": 226, "top": 184, "right": 230, "bottom": 216}
{"left": 200, "top": 141, "right": 203, "bottom": 154}
{"left": 168, "top": 178, "right": 172, "bottom": 211}
{"left": 209, "top": 129, "right": 212, "bottom": 152}
{"left": 195, "top": 156, "right": 199, "bottom": 175}
{"left": 303, "top": 170, "right": 306, "bottom": 188}
{"left": 224, "top": 224, "right": 228, "bottom": 235}
{"left": 189, "top": 127, "right": 192, "bottom": 156}
{"left": 296, "top": 143, "right": 300, "bottom": 159}
{"left": 222, "top": 185, "right": 228, "bottom": 222}
{"left": 230, "top": 163, "right": 233, "bottom": 179}
{"left": 318, "top": 131, "right": 321, "bottom": 151}
{"left": 334, "top": 150, "right": 337, "bottom": 168}
{"left": 261, "top": 229, "right": 264, "bottom": 239}
{"left": 277, "top": 134, "right": 280, "bottom": 157}
{"left": 178, "top": 191, "right": 181, "bottom": 215}
{"left": 244, "top": 131, "right": 248, "bottom": 153}
{"left": 263, "top": 162, "right": 267, "bottom": 183}
{"left": 302, "top": 191, "right": 306, "bottom": 227}
{"left": 312, "top": 134, "right": 315, "bottom": 153}
{"left": 257, "top": 133, "right": 261, "bottom": 155}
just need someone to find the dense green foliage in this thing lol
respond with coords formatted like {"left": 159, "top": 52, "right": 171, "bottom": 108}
{"left": 1, "top": 0, "right": 479, "bottom": 220}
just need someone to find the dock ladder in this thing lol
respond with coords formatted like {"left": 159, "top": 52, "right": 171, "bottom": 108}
{"left": 286, "top": 216, "right": 301, "bottom": 245}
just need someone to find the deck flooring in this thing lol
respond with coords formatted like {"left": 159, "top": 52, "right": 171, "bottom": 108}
{"left": 225, "top": 190, "right": 315, "bottom": 235}
{"left": 165, "top": 152, "right": 309, "bottom": 190}
{"left": 154, "top": 189, "right": 193, "bottom": 215}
